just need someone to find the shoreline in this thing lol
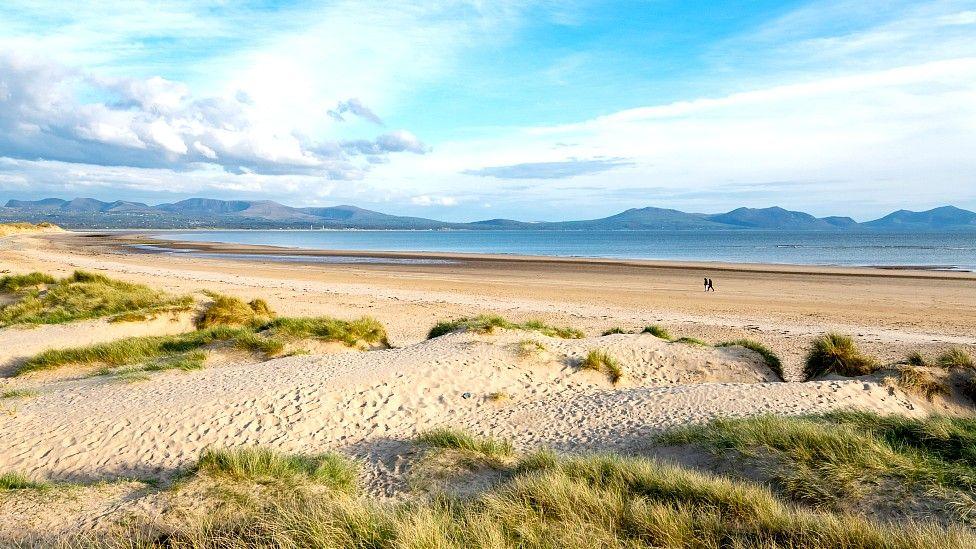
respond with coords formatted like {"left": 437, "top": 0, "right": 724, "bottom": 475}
{"left": 113, "top": 232, "right": 976, "bottom": 280}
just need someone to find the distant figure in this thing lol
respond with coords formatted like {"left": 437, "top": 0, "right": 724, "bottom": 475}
{"left": 707, "top": 278, "right": 715, "bottom": 292}
{"left": 704, "top": 277, "right": 709, "bottom": 291}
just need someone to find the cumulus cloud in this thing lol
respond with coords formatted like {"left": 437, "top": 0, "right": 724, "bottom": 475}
{"left": 410, "top": 195, "right": 457, "bottom": 206}
{"left": 327, "top": 98, "right": 383, "bottom": 125}
{"left": 464, "top": 157, "right": 633, "bottom": 179}
{"left": 0, "top": 52, "right": 426, "bottom": 180}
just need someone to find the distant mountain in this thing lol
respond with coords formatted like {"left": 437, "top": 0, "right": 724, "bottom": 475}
{"left": 2, "top": 197, "right": 975, "bottom": 231}
{"left": 862, "top": 206, "right": 976, "bottom": 231}
{"left": 706, "top": 207, "right": 844, "bottom": 230}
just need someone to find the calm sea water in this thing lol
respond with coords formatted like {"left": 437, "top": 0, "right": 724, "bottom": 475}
{"left": 152, "top": 230, "right": 976, "bottom": 270}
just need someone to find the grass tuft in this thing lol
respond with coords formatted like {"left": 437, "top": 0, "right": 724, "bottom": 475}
{"left": 579, "top": 349, "right": 623, "bottom": 384}
{"left": 0, "top": 272, "right": 57, "bottom": 292}
{"left": 196, "top": 292, "right": 275, "bottom": 329}
{"left": 906, "top": 351, "right": 929, "bottom": 367}
{"left": 891, "top": 367, "right": 950, "bottom": 401}
{"left": 0, "top": 472, "right": 49, "bottom": 491}
{"left": 717, "top": 339, "right": 784, "bottom": 380}
{"left": 196, "top": 447, "right": 357, "bottom": 492}
{"left": 937, "top": 348, "right": 975, "bottom": 370}
{"left": 0, "top": 270, "right": 192, "bottom": 327}
{"left": 601, "top": 327, "right": 630, "bottom": 336}
{"left": 1, "top": 389, "right": 38, "bottom": 399}
{"left": 417, "top": 428, "right": 514, "bottom": 459}
{"left": 515, "top": 339, "right": 546, "bottom": 358}
{"left": 428, "top": 315, "right": 583, "bottom": 339}
{"left": 641, "top": 325, "right": 672, "bottom": 340}
{"left": 803, "top": 333, "right": 878, "bottom": 380}
{"left": 673, "top": 336, "right": 708, "bottom": 346}
{"left": 486, "top": 391, "right": 510, "bottom": 402}
{"left": 265, "top": 316, "right": 387, "bottom": 347}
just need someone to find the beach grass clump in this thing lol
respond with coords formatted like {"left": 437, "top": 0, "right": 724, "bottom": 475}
{"left": 0, "top": 389, "right": 38, "bottom": 399}
{"left": 641, "top": 325, "right": 672, "bottom": 340}
{"left": 486, "top": 391, "right": 510, "bottom": 402}
{"left": 717, "top": 339, "right": 784, "bottom": 380}
{"left": 0, "top": 472, "right": 49, "bottom": 491}
{"left": 803, "top": 333, "right": 878, "bottom": 380}
{"left": 195, "top": 447, "right": 357, "bottom": 492}
{"left": 110, "top": 442, "right": 976, "bottom": 549}
{"left": 891, "top": 367, "right": 950, "bottom": 401}
{"left": 264, "top": 316, "right": 388, "bottom": 347}
{"left": 417, "top": 428, "right": 514, "bottom": 459}
{"left": 658, "top": 411, "right": 976, "bottom": 514}
{"left": 937, "top": 347, "right": 975, "bottom": 370}
{"left": 0, "top": 270, "right": 193, "bottom": 327}
{"left": 673, "top": 336, "right": 709, "bottom": 346}
{"left": 906, "top": 351, "right": 929, "bottom": 367}
{"left": 0, "top": 272, "right": 57, "bottom": 293}
{"left": 601, "top": 327, "right": 630, "bottom": 336}
{"left": 579, "top": 349, "right": 623, "bottom": 384}
{"left": 515, "top": 339, "right": 546, "bottom": 358}
{"left": 196, "top": 292, "right": 276, "bottom": 329}
{"left": 427, "top": 315, "right": 583, "bottom": 339}
{"left": 15, "top": 326, "right": 272, "bottom": 376}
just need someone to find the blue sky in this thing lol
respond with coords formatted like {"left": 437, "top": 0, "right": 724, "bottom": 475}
{"left": 0, "top": 0, "right": 974, "bottom": 221}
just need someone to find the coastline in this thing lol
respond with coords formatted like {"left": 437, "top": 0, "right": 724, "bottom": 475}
{"left": 121, "top": 231, "right": 976, "bottom": 279}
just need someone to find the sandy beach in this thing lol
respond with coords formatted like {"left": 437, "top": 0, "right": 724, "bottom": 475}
{"left": 2, "top": 230, "right": 976, "bottom": 539}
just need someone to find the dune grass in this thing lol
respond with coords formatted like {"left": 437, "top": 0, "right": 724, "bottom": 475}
{"left": 0, "top": 272, "right": 57, "bottom": 292}
{"left": 601, "top": 327, "right": 630, "bottom": 336}
{"left": 1, "top": 389, "right": 37, "bottom": 399}
{"left": 196, "top": 292, "right": 276, "bottom": 329}
{"left": 906, "top": 351, "right": 929, "bottom": 367}
{"left": 641, "top": 324, "right": 672, "bottom": 339}
{"left": 103, "top": 439, "right": 975, "bottom": 548}
{"left": 0, "top": 270, "right": 193, "bottom": 327}
{"left": 803, "top": 332, "right": 878, "bottom": 380}
{"left": 579, "top": 349, "right": 623, "bottom": 384}
{"left": 891, "top": 366, "right": 951, "bottom": 401}
{"left": 417, "top": 428, "right": 514, "bottom": 459}
{"left": 515, "top": 339, "right": 546, "bottom": 358}
{"left": 673, "top": 336, "right": 708, "bottom": 346}
{"left": 427, "top": 315, "right": 583, "bottom": 339}
{"left": 0, "top": 472, "right": 49, "bottom": 491}
{"left": 717, "top": 339, "right": 784, "bottom": 380}
{"left": 15, "top": 326, "right": 266, "bottom": 376}
{"left": 937, "top": 347, "right": 975, "bottom": 370}
{"left": 265, "top": 316, "right": 388, "bottom": 347}
{"left": 195, "top": 447, "right": 357, "bottom": 492}
{"left": 486, "top": 391, "right": 510, "bottom": 402}
{"left": 658, "top": 411, "right": 976, "bottom": 517}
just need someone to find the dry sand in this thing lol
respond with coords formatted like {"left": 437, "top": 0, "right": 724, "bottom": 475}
{"left": 1, "top": 231, "right": 975, "bottom": 538}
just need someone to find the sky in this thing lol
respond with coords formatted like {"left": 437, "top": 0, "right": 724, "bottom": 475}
{"left": 0, "top": 0, "right": 974, "bottom": 221}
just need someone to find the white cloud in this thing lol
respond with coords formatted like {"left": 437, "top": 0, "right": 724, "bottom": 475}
{"left": 411, "top": 195, "right": 458, "bottom": 206}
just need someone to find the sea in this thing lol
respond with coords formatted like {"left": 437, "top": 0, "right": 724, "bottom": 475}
{"left": 149, "top": 230, "right": 976, "bottom": 271}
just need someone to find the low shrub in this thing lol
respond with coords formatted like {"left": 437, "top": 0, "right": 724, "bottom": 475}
{"left": 803, "top": 333, "right": 878, "bottom": 380}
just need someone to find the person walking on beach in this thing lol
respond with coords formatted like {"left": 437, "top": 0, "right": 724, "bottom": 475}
{"left": 704, "top": 277, "right": 709, "bottom": 291}
{"left": 707, "top": 278, "right": 715, "bottom": 292}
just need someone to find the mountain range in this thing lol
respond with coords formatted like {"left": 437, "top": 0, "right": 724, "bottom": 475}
{"left": 2, "top": 197, "right": 975, "bottom": 231}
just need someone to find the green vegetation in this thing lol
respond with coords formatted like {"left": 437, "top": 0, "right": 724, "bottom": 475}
{"left": 515, "top": 339, "right": 546, "bottom": 358}
{"left": 196, "top": 292, "right": 275, "bottom": 329}
{"left": 105, "top": 438, "right": 974, "bottom": 548}
{"left": 803, "top": 332, "right": 878, "bottom": 380}
{"left": 265, "top": 316, "right": 387, "bottom": 347}
{"left": 641, "top": 324, "right": 672, "bottom": 339}
{"left": 0, "top": 270, "right": 192, "bottom": 327}
{"left": 417, "top": 428, "right": 514, "bottom": 459}
{"left": 0, "top": 272, "right": 56, "bottom": 292}
{"left": 718, "top": 339, "right": 784, "bottom": 380}
{"left": 16, "top": 327, "right": 267, "bottom": 376}
{"left": 195, "top": 447, "right": 357, "bottom": 492}
{"left": 16, "top": 313, "right": 388, "bottom": 376}
{"left": 673, "top": 336, "right": 708, "bottom": 346}
{"left": 428, "top": 314, "right": 583, "bottom": 339}
{"left": 659, "top": 411, "right": 976, "bottom": 520}
{"left": 937, "top": 347, "right": 975, "bottom": 370}
{"left": 579, "top": 349, "right": 623, "bottom": 384}
{"left": 906, "top": 351, "right": 929, "bottom": 367}
{"left": 0, "top": 389, "right": 37, "bottom": 399}
{"left": 601, "top": 327, "right": 630, "bottom": 336}
{"left": 891, "top": 367, "right": 950, "bottom": 401}
{"left": 0, "top": 472, "right": 49, "bottom": 491}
